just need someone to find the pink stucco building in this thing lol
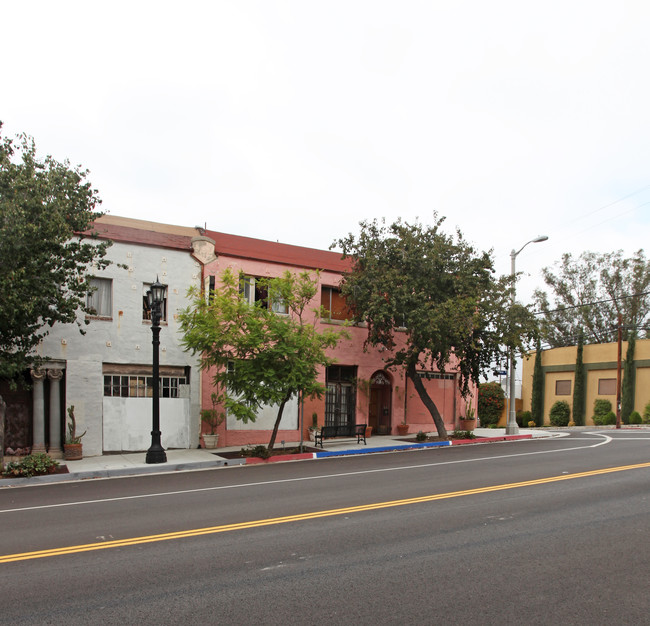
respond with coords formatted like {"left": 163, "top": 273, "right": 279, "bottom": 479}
{"left": 197, "top": 229, "right": 476, "bottom": 447}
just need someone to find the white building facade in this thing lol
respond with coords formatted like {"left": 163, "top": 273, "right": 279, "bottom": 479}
{"left": 30, "top": 217, "right": 209, "bottom": 457}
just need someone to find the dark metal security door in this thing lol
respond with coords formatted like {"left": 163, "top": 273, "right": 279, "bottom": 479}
{"left": 325, "top": 365, "right": 357, "bottom": 427}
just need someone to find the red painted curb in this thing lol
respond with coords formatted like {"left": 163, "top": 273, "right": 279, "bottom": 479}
{"left": 245, "top": 452, "right": 316, "bottom": 464}
{"left": 451, "top": 434, "right": 533, "bottom": 445}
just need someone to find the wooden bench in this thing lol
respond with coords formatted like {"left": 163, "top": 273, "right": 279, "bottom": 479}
{"left": 314, "top": 423, "right": 367, "bottom": 448}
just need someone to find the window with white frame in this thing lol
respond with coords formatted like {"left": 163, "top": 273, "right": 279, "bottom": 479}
{"left": 86, "top": 277, "right": 113, "bottom": 318}
{"left": 239, "top": 276, "right": 287, "bottom": 314}
{"left": 142, "top": 283, "right": 168, "bottom": 321}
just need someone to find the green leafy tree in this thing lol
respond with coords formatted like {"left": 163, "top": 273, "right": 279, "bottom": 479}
{"left": 572, "top": 332, "right": 585, "bottom": 425}
{"left": 0, "top": 123, "right": 111, "bottom": 379}
{"left": 179, "top": 268, "right": 346, "bottom": 450}
{"left": 334, "top": 216, "right": 537, "bottom": 439}
{"left": 531, "top": 341, "right": 544, "bottom": 426}
{"left": 534, "top": 250, "right": 650, "bottom": 347}
{"left": 621, "top": 332, "right": 636, "bottom": 424}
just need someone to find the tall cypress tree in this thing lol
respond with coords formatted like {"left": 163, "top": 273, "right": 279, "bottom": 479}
{"left": 531, "top": 341, "right": 544, "bottom": 426}
{"left": 621, "top": 332, "right": 636, "bottom": 424}
{"left": 572, "top": 331, "right": 585, "bottom": 425}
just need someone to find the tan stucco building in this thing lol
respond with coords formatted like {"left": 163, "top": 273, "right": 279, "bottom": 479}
{"left": 521, "top": 339, "right": 650, "bottom": 424}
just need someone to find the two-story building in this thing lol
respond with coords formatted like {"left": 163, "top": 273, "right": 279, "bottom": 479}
{"left": 2, "top": 216, "right": 477, "bottom": 458}
{"left": 197, "top": 228, "right": 474, "bottom": 447}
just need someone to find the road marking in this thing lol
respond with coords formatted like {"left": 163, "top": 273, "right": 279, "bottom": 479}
{"left": 0, "top": 434, "right": 613, "bottom": 515}
{"left": 2, "top": 460, "right": 649, "bottom": 564}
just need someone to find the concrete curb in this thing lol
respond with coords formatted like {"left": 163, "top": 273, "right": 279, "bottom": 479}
{"left": 0, "top": 459, "right": 230, "bottom": 486}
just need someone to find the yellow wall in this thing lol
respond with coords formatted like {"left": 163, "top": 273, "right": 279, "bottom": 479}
{"left": 544, "top": 371, "right": 576, "bottom": 422}
{"left": 521, "top": 338, "right": 650, "bottom": 425}
{"left": 635, "top": 367, "right": 650, "bottom": 416}
{"left": 585, "top": 368, "right": 617, "bottom": 425}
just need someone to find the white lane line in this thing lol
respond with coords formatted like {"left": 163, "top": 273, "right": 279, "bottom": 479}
{"left": 0, "top": 434, "right": 613, "bottom": 514}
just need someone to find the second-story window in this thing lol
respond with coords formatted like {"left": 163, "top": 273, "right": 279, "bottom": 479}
{"left": 239, "top": 276, "right": 287, "bottom": 314}
{"left": 321, "top": 286, "right": 352, "bottom": 321}
{"left": 86, "top": 277, "right": 113, "bottom": 319}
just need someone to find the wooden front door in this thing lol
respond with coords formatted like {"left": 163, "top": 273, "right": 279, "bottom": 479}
{"left": 369, "top": 371, "right": 392, "bottom": 434}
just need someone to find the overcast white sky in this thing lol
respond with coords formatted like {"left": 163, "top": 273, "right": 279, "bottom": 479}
{"left": 3, "top": 0, "right": 649, "bottom": 303}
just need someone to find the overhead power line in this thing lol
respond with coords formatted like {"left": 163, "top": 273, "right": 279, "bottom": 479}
{"left": 533, "top": 290, "right": 650, "bottom": 316}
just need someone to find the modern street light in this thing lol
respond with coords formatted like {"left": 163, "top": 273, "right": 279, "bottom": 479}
{"left": 506, "top": 236, "right": 548, "bottom": 435}
{"left": 145, "top": 277, "right": 167, "bottom": 464}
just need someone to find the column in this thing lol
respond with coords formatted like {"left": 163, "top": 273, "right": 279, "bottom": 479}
{"left": 48, "top": 369, "right": 64, "bottom": 458}
{"left": 31, "top": 369, "right": 47, "bottom": 453}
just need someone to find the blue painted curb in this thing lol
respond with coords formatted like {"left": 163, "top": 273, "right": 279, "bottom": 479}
{"left": 315, "top": 440, "right": 451, "bottom": 458}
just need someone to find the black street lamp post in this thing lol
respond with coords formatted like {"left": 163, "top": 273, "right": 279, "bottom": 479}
{"left": 146, "top": 278, "right": 167, "bottom": 464}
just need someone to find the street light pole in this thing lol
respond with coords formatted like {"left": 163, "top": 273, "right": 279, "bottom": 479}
{"left": 506, "top": 236, "right": 548, "bottom": 435}
{"left": 146, "top": 278, "right": 167, "bottom": 464}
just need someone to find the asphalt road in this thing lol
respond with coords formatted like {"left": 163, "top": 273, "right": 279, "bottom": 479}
{"left": 1, "top": 430, "right": 649, "bottom": 624}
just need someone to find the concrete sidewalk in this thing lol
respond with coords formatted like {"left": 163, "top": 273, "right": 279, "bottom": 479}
{"left": 1, "top": 428, "right": 558, "bottom": 487}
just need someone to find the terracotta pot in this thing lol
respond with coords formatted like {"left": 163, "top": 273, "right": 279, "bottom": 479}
{"left": 365, "top": 426, "right": 373, "bottom": 438}
{"left": 202, "top": 433, "right": 220, "bottom": 449}
{"left": 64, "top": 443, "right": 83, "bottom": 461}
{"left": 459, "top": 419, "right": 476, "bottom": 431}
{"left": 396, "top": 424, "right": 410, "bottom": 436}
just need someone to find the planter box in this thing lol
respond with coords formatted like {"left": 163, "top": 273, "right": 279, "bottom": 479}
{"left": 63, "top": 443, "right": 83, "bottom": 461}
{"left": 202, "top": 434, "right": 220, "bottom": 449}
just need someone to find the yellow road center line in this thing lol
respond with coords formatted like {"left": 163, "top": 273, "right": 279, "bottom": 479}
{"left": 3, "top": 461, "right": 649, "bottom": 564}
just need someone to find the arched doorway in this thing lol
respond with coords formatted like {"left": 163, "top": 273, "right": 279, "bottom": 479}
{"left": 369, "top": 370, "right": 392, "bottom": 435}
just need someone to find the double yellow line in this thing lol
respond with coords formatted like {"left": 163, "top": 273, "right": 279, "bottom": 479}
{"left": 3, "top": 461, "right": 649, "bottom": 564}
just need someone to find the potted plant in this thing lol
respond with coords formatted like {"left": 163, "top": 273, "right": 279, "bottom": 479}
{"left": 365, "top": 425, "right": 373, "bottom": 438}
{"left": 201, "top": 393, "right": 226, "bottom": 449}
{"left": 308, "top": 412, "right": 320, "bottom": 442}
{"left": 396, "top": 420, "right": 409, "bottom": 436}
{"left": 64, "top": 406, "right": 86, "bottom": 461}
{"left": 459, "top": 403, "right": 476, "bottom": 430}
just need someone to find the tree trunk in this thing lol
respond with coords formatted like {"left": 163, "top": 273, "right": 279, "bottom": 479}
{"left": 267, "top": 391, "right": 292, "bottom": 451}
{"left": 406, "top": 363, "right": 449, "bottom": 440}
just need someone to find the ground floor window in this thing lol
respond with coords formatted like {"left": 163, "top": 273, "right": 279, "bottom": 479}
{"left": 325, "top": 365, "right": 357, "bottom": 427}
{"left": 102, "top": 364, "right": 188, "bottom": 398}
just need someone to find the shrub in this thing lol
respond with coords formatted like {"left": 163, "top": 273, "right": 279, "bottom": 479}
{"left": 594, "top": 399, "right": 612, "bottom": 417}
{"left": 451, "top": 429, "right": 476, "bottom": 440}
{"left": 594, "top": 411, "right": 617, "bottom": 426}
{"left": 528, "top": 420, "right": 536, "bottom": 428}
{"left": 478, "top": 382, "right": 505, "bottom": 426}
{"left": 3, "top": 453, "right": 59, "bottom": 478}
{"left": 517, "top": 410, "right": 532, "bottom": 427}
{"left": 239, "top": 445, "right": 271, "bottom": 459}
{"left": 604, "top": 411, "right": 617, "bottom": 425}
{"left": 416, "top": 431, "right": 427, "bottom": 442}
{"left": 629, "top": 411, "right": 642, "bottom": 425}
{"left": 592, "top": 399, "right": 612, "bottom": 425}
{"left": 549, "top": 400, "right": 571, "bottom": 427}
